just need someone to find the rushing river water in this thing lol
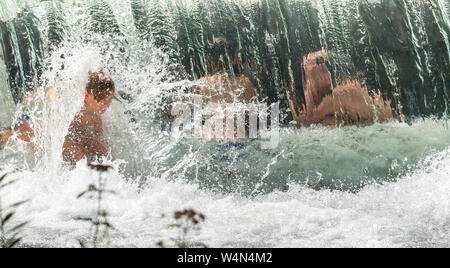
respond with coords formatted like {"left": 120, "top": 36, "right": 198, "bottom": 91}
{"left": 0, "top": 0, "right": 449, "bottom": 247}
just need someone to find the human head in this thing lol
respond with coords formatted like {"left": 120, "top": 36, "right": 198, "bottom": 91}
{"left": 84, "top": 70, "right": 115, "bottom": 114}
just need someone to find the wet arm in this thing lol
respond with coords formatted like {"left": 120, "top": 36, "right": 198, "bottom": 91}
{"left": 0, "top": 127, "right": 13, "bottom": 143}
{"left": 14, "top": 120, "right": 35, "bottom": 142}
{"left": 0, "top": 120, "right": 35, "bottom": 143}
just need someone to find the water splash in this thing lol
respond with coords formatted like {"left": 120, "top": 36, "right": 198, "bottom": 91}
{"left": 1, "top": 134, "right": 449, "bottom": 247}
{"left": 0, "top": 0, "right": 449, "bottom": 247}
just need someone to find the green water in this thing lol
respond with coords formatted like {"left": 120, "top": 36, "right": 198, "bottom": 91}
{"left": 0, "top": 0, "right": 449, "bottom": 248}
{"left": 147, "top": 119, "right": 450, "bottom": 194}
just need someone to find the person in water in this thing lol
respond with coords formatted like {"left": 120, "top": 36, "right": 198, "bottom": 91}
{"left": 0, "top": 71, "right": 116, "bottom": 165}
{"left": 286, "top": 50, "right": 393, "bottom": 127}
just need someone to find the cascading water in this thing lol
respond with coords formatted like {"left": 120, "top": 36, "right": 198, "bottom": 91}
{"left": 0, "top": 0, "right": 449, "bottom": 247}
{"left": 0, "top": 44, "right": 14, "bottom": 126}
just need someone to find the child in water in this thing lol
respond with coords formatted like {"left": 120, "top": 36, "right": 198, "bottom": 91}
{"left": 0, "top": 71, "right": 116, "bottom": 165}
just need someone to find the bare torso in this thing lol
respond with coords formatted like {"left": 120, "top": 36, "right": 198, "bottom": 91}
{"left": 63, "top": 110, "right": 108, "bottom": 165}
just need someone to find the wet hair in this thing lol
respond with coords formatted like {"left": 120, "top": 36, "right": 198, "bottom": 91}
{"left": 210, "top": 37, "right": 227, "bottom": 57}
{"left": 86, "top": 71, "right": 115, "bottom": 101}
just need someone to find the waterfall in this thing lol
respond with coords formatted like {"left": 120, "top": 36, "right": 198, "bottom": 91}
{"left": 0, "top": 0, "right": 448, "bottom": 118}
{"left": 46, "top": 0, "right": 67, "bottom": 52}
{"left": 0, "top": 0, "right": 44, "bottom": 104}
{"left": 0, "top": 42, "right": 14, "bottom": 126}
{"left": 1, "top": 0, "right": 450, "bottom": 248}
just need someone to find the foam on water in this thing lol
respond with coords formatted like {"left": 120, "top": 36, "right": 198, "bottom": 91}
{"left": 1, "top": 0, "right": 449, "bottom": 248}
{"left": 1, "top": 141, "right": 449, "bottom": 248}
